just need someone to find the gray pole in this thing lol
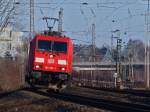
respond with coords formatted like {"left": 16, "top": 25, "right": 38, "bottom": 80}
{"left": 147, "top": 0, "right": 150, "bottom": 89}
{"left": 90, "top": 23, "right": 96, "bottom": 86}
{"left": 92, "top": 23, "right": 96, "bottom": 62}
{"left": 30, "top": 0, "right": 34, "bottom": 38}
{"left": 58, "top": 8, "right": 63, "bottom": 33}
{"left": 116, "top": 30, "right": 122, "bottom": 88}
{"left": 145, "top": 0, "right": 150, "bottom": 89}
{"left": 9, "top": 30, "right": 12, "bottom": 51}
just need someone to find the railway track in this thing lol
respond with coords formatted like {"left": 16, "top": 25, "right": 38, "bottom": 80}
{"left": 83, "top": 86, "right": 150, "bottom": 97}
{"left": 65, "top": 86, "right": 150, "bottom": 106}
{"left": 25, "top": 87, "right": 150, "bottom": 112}
{"left": 0, "top": 89, "right": 22, "bottom": 99}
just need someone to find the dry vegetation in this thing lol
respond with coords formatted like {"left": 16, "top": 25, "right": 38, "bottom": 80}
{"left": 0, "top": 57, "right": 25, "bottom": 92}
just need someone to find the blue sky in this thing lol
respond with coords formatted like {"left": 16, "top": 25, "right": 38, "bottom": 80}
{"left": 20, "top": 0, "right": 150, "bottom": 47}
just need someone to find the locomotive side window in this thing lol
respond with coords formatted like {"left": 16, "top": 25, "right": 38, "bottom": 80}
{"left": 38, "top": 40, "right": 52, "bottom": 51}
{"left": 53, "top": 42, "right": 67, "bottom": 53}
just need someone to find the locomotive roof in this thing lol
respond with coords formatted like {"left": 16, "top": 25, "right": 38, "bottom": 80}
{"left": 35, "top": 34, "right": 72, "bottom": 42}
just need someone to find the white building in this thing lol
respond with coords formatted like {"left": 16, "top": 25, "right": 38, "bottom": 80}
{"left": 0, "top": 27, "right": 23, "bottom": 58}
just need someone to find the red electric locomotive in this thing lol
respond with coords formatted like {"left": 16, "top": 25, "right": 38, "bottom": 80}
{"left": 26, "top": 32, "right": 73, "bottom": 91}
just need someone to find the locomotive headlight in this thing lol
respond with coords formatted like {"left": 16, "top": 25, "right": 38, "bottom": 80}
{"left": 35, "top": 57, "right": 44, "bottom": 63}
{"left": 35, "top": 65, "right": 40, "bottom": 68}
{"left": 61, "top": 68, "right": 65, "bottom": 71}
{"left": 58, "top": 60, "right": 67, "bottom": 65}
{"left": 50, "top": 55, "right": 53, "bottom": 58}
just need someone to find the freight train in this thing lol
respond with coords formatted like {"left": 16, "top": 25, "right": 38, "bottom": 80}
{"left": 26, "top": 31, "right": 73, "bottom": 91}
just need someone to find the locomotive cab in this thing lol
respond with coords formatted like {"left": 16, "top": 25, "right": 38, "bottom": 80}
{"left": 27, "top": 33, "right": 73, "bottom": 90}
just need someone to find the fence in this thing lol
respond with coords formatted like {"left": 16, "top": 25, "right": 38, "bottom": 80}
{"left": 72, "top": 63, "right": 146, "bottom": 89}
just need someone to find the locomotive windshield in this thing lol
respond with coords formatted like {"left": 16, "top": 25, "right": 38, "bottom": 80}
{"left": 38, "top": 40, "right": 52, "bottom": 51}
{"left": 53, "top": 42, "right": 67, "bottom": 52}
{"left": 38, "top": 40, "right": 67, "bottom": 53}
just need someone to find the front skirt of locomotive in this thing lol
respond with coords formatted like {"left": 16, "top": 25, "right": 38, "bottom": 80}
{"left": 27, "top": 71, "right": 70, "bottom": 85}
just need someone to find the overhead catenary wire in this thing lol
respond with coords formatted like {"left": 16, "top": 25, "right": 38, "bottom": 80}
{"left": 15, "top": 1, "right": 139, "bottom": 5}
{"left": 0, "top": 0, "right": 15, "bottom": 32}
{"left": 7, "top": 0, "right": 147, "bottom": 46}
{"left": 0, "top": 6, "right": 15, "bottom": 32}
{"left": 102, "top": 1, "right": 138, "bottom": 22}
{"left": 79, "top": 5, "right": 91, "bottom": 37}
{"left": 0, "top": 0, "right": 12, "bottom": 21}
